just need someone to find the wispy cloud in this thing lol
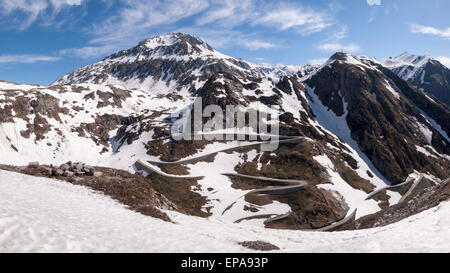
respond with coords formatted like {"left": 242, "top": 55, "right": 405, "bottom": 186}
{"left": 197, "top": 0, "right": 334, "bottom": 35}
{"left": 196, "top": 0, "right": 253, "bottom": 27}
{"left": 330, "top": 25, "right": 349, "bottom": 40}
{"left": 242, "top": 40, "right": 278, "bottom": 50}
{"left": 317, "top": 24, "right": 360, "bottom": 54}
{"left": 90, "top": 0, "right": 209, "bottom": 45}
{"left": 318, "top": 43, "right": 360, "bottom": 53}
{"left": 366, "top": 0, "right": 381, "bottom": 6}
{"left": 410, "top": 24, "right": 450, "bottom": 40}
{"left": 0, "top": 0, "right": 83, "bottom": 30}
{"left": 58, "top": 0, "right": 335, "bottom": 58}
{"left": 175, "top": 27, "right": 278, "bottom": 52}
{"left": 366, "top": 0, "right": 381, "bottom": 22}
{"left": 60, "top": 0, "right": 210, "bottom": 59}
{"left": 308, "top": 58, "right": 328, "bottom": 65}
{"left": 59, "top": 45, "right": 117, "bottom": 59}
{"left": 253, "top": 3, "right": 334, "bottom": 35}
{"left": 0, "top": 54, "right": 61, "bottom": 63}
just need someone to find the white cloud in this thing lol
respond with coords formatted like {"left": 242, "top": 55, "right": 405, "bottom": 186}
{"left": 410, "top": 24, "right": 450, "bottom": 40}
{"left": 175, "top": 27, "right": 278, "bottom": 52}
{"left": 330, "top": 25, "right": 349, "bottom": 40}
{"left": 308, "top": 58, "right": 328, "bottom": 65}
{"left": 242, "top": 40, "right": 278, "bottom": 50}
{"left": 0, "top": 54, "right": 60, "bottom": 63}
{"left": 437, "top": 57, "right": 450, "bottom": 68}
{"left": 50, "top": 0, "right": 82, "bottom": 9}
{"left": 90, "top": 0, "right": 209, "bottom": 44}
{"left": 318, "top": 43, "right": 360, "bottom": 53}
{"left": 253, "top": 3, "right": 334, "bottom": 35}
{"left": 197, "top": 1, "right": 334, "bottom": 35}
{"left": 196, "top": 0, "right": 253, "bottom": 27}
{"left": 328, "top": 1, "right": 343, "bottom": 13}
{"left": 59, "top": 45, "right": 118, "bottom": 59}
{"left": 61, "top": 0, "right": 210, "bottom": 59}
{"left": 0, "top": 0, "right": 82, "bottom": 30}
{"left": 60, "top": 1, "right": 337, "bottom": 58}
{"left": 366, "top": 0, "right": 381, "bottom": 6}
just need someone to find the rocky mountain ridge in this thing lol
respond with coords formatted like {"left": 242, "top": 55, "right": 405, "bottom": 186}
{"left": 365, "top": 52, "right": 450, "bottom": 106}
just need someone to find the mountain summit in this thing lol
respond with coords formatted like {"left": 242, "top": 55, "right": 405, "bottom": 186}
{"left": 136, "top": 32, "right": 216, "bottom": 56}
{"left": 379, "top": 53, "right": 450, "bottom": 105}
{"left": 52, "top": 33, "right": 264, "bottom": 91}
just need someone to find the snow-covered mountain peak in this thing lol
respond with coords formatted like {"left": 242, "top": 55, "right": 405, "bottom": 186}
{"left": 328, "top": 52, "right": 366, "bottom": 66}
{"left": 380, "top": 52, "right": 450, "bottom": 105}
{"left": 140, "top": 33, "right": 192, "bottom": 48}
{"left": 384, "top": 52, "right": 432, "bottom": 67}
{"left": 52, "top": 32, "right": 260, "bottom": 89}
{"left": 380, "top": 53, "right": 434, "bottom": 81}
{"left": 136, "top": 32, "right": 217, "bottom": 57}
{"left": 328, "top": 52, "right": 350, "bottom": 61}
{"left": 310, "top": 52, "right": 379, "bottom": 76}
{"left": 103, "top": 32, "right": 223, "bottom": 62}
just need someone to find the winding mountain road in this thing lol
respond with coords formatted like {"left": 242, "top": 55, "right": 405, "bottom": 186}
{"left": 365, "top": 175, "right": 426, "bottom": 204}
{"left": 398, "top": 175, "right": 426, "bottom": 203}
{"left": 316, "top": 209, "right": 358, "bottom": 232}
{"left": 135, "top": 159, "right": 204, "bottom": 179}
{"left": 365, "top": 177, "right": 415, "bottom": 200}
{"left": 145, "top": 135, "right": 304, "bottom": 166}
{"left": 223, "top": 173, "right": 308, "bottom": 195}
{"left": 134, "top": 133, "right": 431, "bottom": 232}
{"left": 135, "top": 134, "right": 310, "bottom": 227}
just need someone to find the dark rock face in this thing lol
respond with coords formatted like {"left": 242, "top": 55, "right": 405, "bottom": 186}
{"left": 195, "top": 73, "right": 247, "bottom": 108}
{"left": 306, "top": 58, "right": 449, "bottom": 184}
{"left": 381, "top": 67, "right": 450, "bottom": 138}
{"left": 398, "top": 60, "right": 450, "bottom": 106}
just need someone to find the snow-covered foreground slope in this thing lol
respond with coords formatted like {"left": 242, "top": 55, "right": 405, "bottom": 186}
{"left": 0, "top": 170, "right": 448, "bottom": 253}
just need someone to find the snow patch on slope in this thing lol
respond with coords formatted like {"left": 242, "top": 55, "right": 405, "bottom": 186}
{"left": 0, "top": 170, "right": 449, "bottom": 253}
{"left": 313, "top": 154, "right": 381, "bottom": 218}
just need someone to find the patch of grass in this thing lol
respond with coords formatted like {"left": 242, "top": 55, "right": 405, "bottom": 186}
{"left": 407, "top": 188, "right": 424, "bottom": 200}
{"left": 159, "top": 164, "right": 190, "bottom": 175}
{"left": 371, "top": 190, "right": 390, "bottom": 202}
{"left": 342, "top": 153, "right": 358, "bottom": 169}
{"left": 148, "top": 173, "right": 210, "bottom": 217}
{"left": 266, "top": 186, "right": 348, "bottom": 230}
{"left": 335, "top": 162, "right": 375, "bottom": 193}
{"left": 229, "top": 176, "right": 288, "bottom": 191}
{"left": 245, "top": 193, "right": 273, "bottom": 206}
{"left": 398, "top": 181, "right": 414, "bottom": 195}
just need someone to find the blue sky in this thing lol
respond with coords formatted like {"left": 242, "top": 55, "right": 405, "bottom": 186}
{"left": 0, "top": 0, "right": 449, "bottom": 85}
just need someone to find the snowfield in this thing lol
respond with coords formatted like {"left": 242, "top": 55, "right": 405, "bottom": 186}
{"left": 0, "top": 170, "right": 449, "bottom": 253}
